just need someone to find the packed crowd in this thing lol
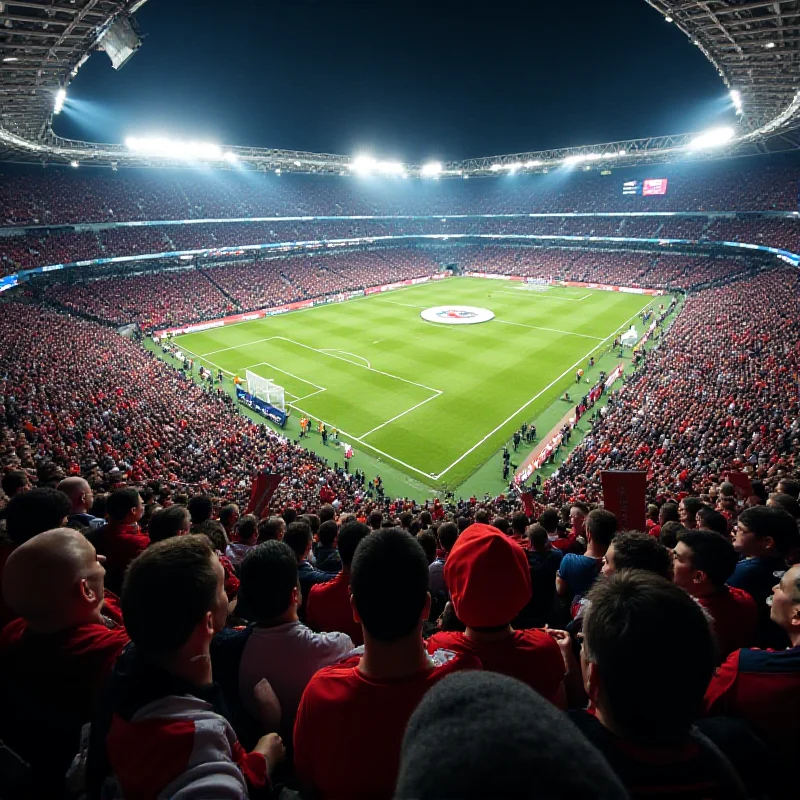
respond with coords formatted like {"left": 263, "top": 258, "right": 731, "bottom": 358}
{"left": 0, "top": 473, "right": 797, "bottom": 798}
{"left": 1, "top": 158, "right": 798, "bottom": 227}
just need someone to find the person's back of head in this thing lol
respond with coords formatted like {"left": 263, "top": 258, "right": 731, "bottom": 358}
{"left": 659, "top": 521, "right": 686, "bottom": 550}
{"left": 1, "top": 470, "right": 29, "bottom": 500}
{"left": 199, "top": 519, "right": 228, "bottom": 552}
{"left": 416, "top": 531, "right": 437, "bottom": 565}
{"left": 719, "top": 481, "right": 736, "bottom": 499}
{"left": 490, "top": 516, "right": 510, "bottom": 535}
{"left": 583, "top": 570, "right": 716, "bottom": 745}
{"left": 236, "top": 514, "right": 259, "bottom": 545}
{"left": 674, "top": 529, "right": 739, "bottom": 592}
{"left": 659, "top": 502, "right": 680, "bottom": 525}
{"left": 106, "top": 488, "right": 143, "bottom": 525}
{"left": 148, "top": 505, "right": 191, "bottom": 544}
{"left": 586, "top": 509, "right": 617, "bottom": 550}
{"left": 218, "top": 504, "right": 239, "bottom": 531}
{"left": 302, "top": 513, "right": 320, "bottom": 535}
{"left": 538, "top": 507, "right": 559, "bottom": 534}
{"left": 396, "top": 671, "right": 628, "bottom": 800}
{"left": 56, "top": 477, "right": 93, "bottom": 513}
{"left": 368, "top": 510, "right": 383, "bottom": 531}
{"left": 350, "top": 528, "right": 429, "bottom": 642}
{"left": 337, "top": 521, "right": 370, "bottom": 569}
{"left": 474, "top": 509, "right": 490, "bottom": 525}
{"left": 696, "top": 506, "right": 728, "bottom": 536}
{"left": 239, "top": 541, "right": 299, "bottom": 622}
{"left": 121, "top": 535, "right": 225, "bottom": 660}
{"left": 319, "top": 504, "right": 336, "bottom": 524}
{"left": 737, "top": 505, "right": 797, "bottom": 558}
{"left": 317, "top": 519, "right": 338, "bottom": 549}
{"left": 777, "top": 478, "right": 800, "bottom": 499}
{"left": 399, "top": 511, "right": 413, "bottom": 530}
{"left": 258, "top": 516, "right": 286, "bottom": 543}
{"left": 437, "top": 522, "right": 459, "bottom": 554}
{"left": 3, "top": 528, "right": 106, "bottom": 633}
{"left": 282, "top": 506, "right": 298, "bottom": 526}
{"left": 511, "top": 512, "right": 528, "bottom": 537}
{"left": 284, "top": 520, "right": 313, "bottom": 563}
{"left": 768, "top": 492, "right": 800, "bottom": 519}
{"left": 187, "top": 494, "right": 213, "bottom": 526}
{"left": 527, "top": 523, "right": 549, "bottom": 551}
{"left": 4, "top": 488, "right": 71, "bottom": 546}
{"left": 604, "top": 531, "right": 671, "bottom": 578}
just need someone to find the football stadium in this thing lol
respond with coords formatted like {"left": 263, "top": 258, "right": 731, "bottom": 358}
{"left": 1, "top": 0, "right": 799, "bottom": 797}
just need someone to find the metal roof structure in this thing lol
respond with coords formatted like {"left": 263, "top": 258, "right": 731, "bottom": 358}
{"left": 1, "top": 0, "right": 800, "bottom": 175}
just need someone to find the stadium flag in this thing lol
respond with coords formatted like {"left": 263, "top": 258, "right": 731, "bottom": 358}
{"left": 726, "top": 471, "right": 753, "bottom": 499}
{"left": 245, "top": 471, "right": 283, "bottom": 519}
{"left": 520, "top": 491, "right": 535, "bottom": 518}
{"left": 601, "top": 471, "right": 647, "bottom": 532}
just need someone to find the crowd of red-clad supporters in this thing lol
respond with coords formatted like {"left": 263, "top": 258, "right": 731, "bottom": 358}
{"left": 0, "top": 255, "right": 798, "bottom": 796}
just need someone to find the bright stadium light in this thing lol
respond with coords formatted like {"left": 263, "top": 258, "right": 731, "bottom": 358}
{"left": 490, "top": 164, "right": 503, "bottom": 172}
{"left": 525, "top": 160, "right": 542, "bottom": 167}
{"left": 689, "top": 126, "right": 735, "bottom": 150}
{"left": 421, "top": 161, "right": 443, "bottom": 177}
{"left": 70, "top": 160, "right": 79, "bottom": 168}
{"left": 765, "top": 41, "right": 776, "bottom": 49}
{"left": 730, "top": 89, "right": 743, "bottom": 115}
{"left": 665, "top": 16, "right": 673, "bottom": 23}
{"left": 294, "top": 160, "right": 302, "bottom": 167}
{"left": 54, "top": 88, "right": 67, "bottom": 114}
{"left": 223, "top": 151, "right": 238, "bottom": 163}
{"left": 377, "top": 161, "right": 405, "bottom": 176}
{"left": 564, "top": 154, "right": 584, "bottom": 165}
{"left": 125, "top": 136, "right": 225, "bottom": 160}
{"left": 350, "top": 155, "right": 378, "bottom": 175}
{"left": 2, "top": 57, "right": 18, "bottom": 63}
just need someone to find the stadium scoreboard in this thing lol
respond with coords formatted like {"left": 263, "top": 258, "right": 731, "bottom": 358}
{"left": 623, "top": 178, "right": 668, "bottom": 196}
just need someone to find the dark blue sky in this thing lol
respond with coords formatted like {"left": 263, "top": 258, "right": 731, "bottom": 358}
{"left": 55, "top": 0, "right": 734, "bottom": 161}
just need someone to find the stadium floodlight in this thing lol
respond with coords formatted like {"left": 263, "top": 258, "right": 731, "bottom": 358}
{"left": 97, "top": 15, "right": 142, "bottom": 70}
{"left": 689, "top": 126, "right": 735, "bottom": 150}
{"left": 490, "top": 164, "right": 503, "bottom": 172}
{"left": 54, "top": 88, "right": 66, "bottom": 115}
{"left": 350, "top": 155, "right": 377, "bottom": 175}
{"left": 377, "top": 161, "right": 405, "bottom": 176}
{"left": 70, "top": 160, "right": 79, "bottom": 168}
{"left": 223, "top": 151, "right": 238, "bottom": 164}
{"left": 2, "top": 57, "right": 18, "bottom": 63}
{"left": 616, "top": 149, "right": 627, "bottom": 156}
{"left": 294, "top": 160, "right": 302, "bottom": 166}
{"left": 125, "top": 136, "right": 225, "bottom": 160}
{"left": 730, "top": 90, "right": 743, "bottom": 115}
{"left": 765, "top": 41, "right": 776, "bottom": 49}
{"left": 665, "top": 16, "right": 673, "bottom": 23}
{"left": 564, "top": 154, "right": 584, "bottom": 165}
{"left": 421, "top": 162, "right": 442, "bottom": 177}
{"left": 525, "top": 160, "right": 542, "bottom": 167}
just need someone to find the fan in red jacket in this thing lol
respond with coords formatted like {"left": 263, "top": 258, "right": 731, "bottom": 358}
{"left": 426, "top": 523, "right": 566, "bottom": 706}
{"left": 93, "top": 488, "right": 149, "bottom": 594}
{"left": 0, "top": 528, "right": 130, "bottom": 796}
{"left": 294, "top": 528, "right": 481, "bottom": 799}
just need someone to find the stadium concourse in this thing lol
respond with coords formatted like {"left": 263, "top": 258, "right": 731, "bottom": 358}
{"left": 1, "top": 157, "right": 800, "bottom": 798}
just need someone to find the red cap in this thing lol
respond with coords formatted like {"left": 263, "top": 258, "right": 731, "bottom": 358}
{"left": 444, "top": 523, "right": 532, "bottom": 628}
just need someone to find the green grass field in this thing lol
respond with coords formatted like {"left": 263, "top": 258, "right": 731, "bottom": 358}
{"left": 173, "top": 277, "right": 655, "bottom": 489}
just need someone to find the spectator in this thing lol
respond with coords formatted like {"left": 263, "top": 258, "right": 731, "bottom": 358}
{"left": 284, "top": 520, "right": 333, "bottom": 618}
{"left": 257, "top": 515, "right": 286, "bottom": 543}
{"left": 672, "top": 530, "right": 758, "bottom": 660}
{"left": 293, "top": 529, "right": 480, "bottom": 799}
{"left": 679, "top": 496, "right": 706, "bottom": 530}
{"left": 515, "top": 523, "right": 563, "bottom": 629}
{"left": 226, "top": 513, "right": 258, "bottom": 568}
{"left": 554, "top": 501, "right": 589, "bottom": 553}
{"left": 217, "top": 540, "right": 353, "bottom": 742}
{"left": 429, "top": 520, "right": 458, "bottom": 602}
{"left": 510, "top": 511, "right": 529, "bottom": 544}
{"left": 705, "top": 564, "right": 800, "bottom": 769}
{"left": 94, "top": 488, "right": 148, "bottom": 595}
{"left": 602, "top": 531, "right": 672, "bottom": 579}
{"left": 415, "top": 530, "right": 438, "bottom": 565}
{"left": 58, "top": 476, "right": 105, "bottom": 532}
{"left": 776, "top": 478, "right": 800, "bottom": 499}
{"left": 729, "top": 505, "right": 794, "bottom": 648}
{"left": 1, "top": 470, "right": 30, "bottom": 500}
{"left": 0, "top": 529, "right": 129, "bottom": 795}
{"left": 767, "top": 491, "right": 800, "bottom": 519}
{"left": 696, "top": 506, "right": 729, "bottom": 536}
{"left": 426, "top": 523, "right": 566, "bottom": 705}
{"left": 396, "top": 671, "right": 628, "bottom": 800}
{"left": 570, "top": 570, "right": 754, "bottom": 799}
{"left": 90, "top": 536, "right": 285, "bottom": 798}
{"left": 315, "top": 519, "right": 342, "bottom": 573}
{"left": 187, "top": 494, "right": 214, "bottom": 532}
{"left": 650, "top": 501, "right": 679, "bottom": 540}
{"left": 219, "top": 503, "right": 240, "bottom": 541}
{"left": 306, "top": 521, "right": 370, "bottom": 645}
{"left": 557, "top": 508, "right": 617, "bottom": 613}
{"left": 147, "top": 504, "right": 191, "bottom": 544}
{"left": 659, "top": 520, "right": 686, "bottom": 549}
{"left": 538, "top": 507, "right": 560, "bottom": 541}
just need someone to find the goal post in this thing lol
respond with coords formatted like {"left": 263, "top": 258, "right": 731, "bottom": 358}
{"left": 246, "top": 370, "right": 286, "bottom": 412}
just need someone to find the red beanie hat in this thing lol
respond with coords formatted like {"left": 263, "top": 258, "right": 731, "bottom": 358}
{"left": 444, "top": 523, "right": 532, "bottom": 628}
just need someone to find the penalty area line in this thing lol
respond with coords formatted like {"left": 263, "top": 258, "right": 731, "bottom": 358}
{"left": 359, "top": 390, "right": 443, "bottom": 439}
{"left": 433, "top": 303, "right": 651, "bottom": 481}
{"left": 494, "top": 319, "right": 603, "bottom": 341}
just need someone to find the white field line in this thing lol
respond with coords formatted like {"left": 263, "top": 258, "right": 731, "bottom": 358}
{"left": 359, "top": 390, "right": 443, "bottom": 439}
{"left": 495, "top": 290, "right": 591, "bottom": 301}
{"left": 376, "top": 299, "right": 428, "bottom": 310}
{"left": 273, "top": 337, "right": 442, "bottom": 394}
{"left": 433, "top": 301, "right": 653, "bottom": 480}
{"left": 202, "top": 336, "right": 278, "bottom": 357}
{"left": 494, "top": 319, "right": 603, "bottom": 341}
{"left": 247, "top": 361, "right": 327, "bottom": 391}
{"left": 290, "top": 388, "right": 327, "bottom": 403}
{"left": 318, "top": 349, "right": 372, "bottom": 369}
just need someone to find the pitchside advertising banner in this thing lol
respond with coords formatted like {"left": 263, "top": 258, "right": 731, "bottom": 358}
{"left": 235, "top": 386, "right": 288, "bottom": 428}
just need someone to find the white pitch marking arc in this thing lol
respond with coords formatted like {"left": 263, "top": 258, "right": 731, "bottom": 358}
{"left": 318, "top": 349, "right": 372, "bottom": 369}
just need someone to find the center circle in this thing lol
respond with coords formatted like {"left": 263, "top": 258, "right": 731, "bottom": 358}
{"left": 420, "top": 305, "right": 495, "bottom": 325}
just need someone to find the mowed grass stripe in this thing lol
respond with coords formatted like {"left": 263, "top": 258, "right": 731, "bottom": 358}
{"left": 175, "top": 277, "right": 653, "bottom": 485}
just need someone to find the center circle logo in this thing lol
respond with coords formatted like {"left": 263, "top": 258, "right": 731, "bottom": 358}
{"left": 420, "top": 305, "right": 495, "bottom": 325}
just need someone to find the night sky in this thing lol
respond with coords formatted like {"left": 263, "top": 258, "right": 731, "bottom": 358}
{"left": 55, "top": 0, "right": 735, "bottom": 161}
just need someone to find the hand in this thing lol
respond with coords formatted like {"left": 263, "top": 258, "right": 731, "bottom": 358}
{"left": 253, "top": 733, "right": 285, "bottom": 774}
{"left": 544, "top": 626, "right": 577, "bottom": 669}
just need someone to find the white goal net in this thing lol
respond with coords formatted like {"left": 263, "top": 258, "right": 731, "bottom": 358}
{"left": 520, "top": 278, "right": 552, "bottom": 292}
{"left": 246, "top": 370, "right": 286, "bottom": 411}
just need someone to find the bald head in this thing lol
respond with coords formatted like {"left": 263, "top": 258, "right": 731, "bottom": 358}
{"left": 57, "top": 477, "right": 93, "bottom": 514}
{"left": 3, "top": 528, "right": 106, "bottom": 633}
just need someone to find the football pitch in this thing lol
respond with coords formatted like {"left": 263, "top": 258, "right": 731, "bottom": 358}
{"left": 173, "top": 277, "right": 656, "bottom": 489}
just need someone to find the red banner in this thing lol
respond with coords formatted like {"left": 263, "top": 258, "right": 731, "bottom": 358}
{"left": 601, "top": 471, "right": 647, "bottom": 532}
{"left": 245, "top": 472, "right": 283, "bottom": 518}
{"left": 725, "top": 471, "right": 753, "bottom": 499}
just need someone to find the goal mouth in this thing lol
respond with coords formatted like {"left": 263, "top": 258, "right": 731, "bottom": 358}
{"left": 420, "top": 306, "right": 495, "bottom": 325}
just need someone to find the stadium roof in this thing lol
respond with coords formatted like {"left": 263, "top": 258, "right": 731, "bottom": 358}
{"left": 1, "top": 0, "right": 800, "bottom": 174}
